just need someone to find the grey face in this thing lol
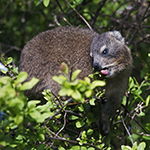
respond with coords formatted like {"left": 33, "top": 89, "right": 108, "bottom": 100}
{"left": 90, "top": 31, "right": 131, "bottom": 78}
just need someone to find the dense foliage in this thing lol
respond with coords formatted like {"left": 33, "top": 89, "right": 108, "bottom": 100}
{"left": 0, "top": 0, "right": 150, "bottom": 149}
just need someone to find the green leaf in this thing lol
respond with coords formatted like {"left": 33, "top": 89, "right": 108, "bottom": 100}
{"left": 142, "top": 135, "right": 150, "bottom": 140}
{"left": 84, "top": 77, "right": 91, "bottom": 84}
{"left": 71, "top": 69, "right": 81, "bottom": 81}
{"left": 36, "top": 102, "right": 51, "bottom": 112}
{"left": 74, "top": 0, "right": 83, "bottom": 5}
{"left": 0, "top": 76, "right": 10, "bottom": 85}
{"left": 71, "top": 115, "right": 79, "bottom": 120}
{"left": 41, "top": 112, "right": 54, "bottom": 120}
{"left": 8, "top": 97, "right": 24, "bottom": 109}
{"left": 58, "top": 88, "right": 69, "bottom": 96}
{"left": 58, "top": 147, "right": 66, "bottom": 150}
{"left": 85, "top": 90, "right": 92, "bottom": 97}
{"left": 38, "top": 133, "right": 45, "bottom": 141}
{"left": 70, "top": 146, "right": 81, "bottom": 150}
{"left": 6, "top": 57, "right": 13, "bottom": 64}
{"left": 121, "top": 145, "right": 132, "bottom": 150}
{"left": 89, "top": 80, "right": 106, "bottom": 89}
{"left": 15, "top": 72, "right": 28, "bottom": 84}
{"left": 145, "top": 123, "right": 150, "bottom": 132}
{"left": 0, "top": 83, "right": 16, "bottom": 99}
{"left": 12, "top": 67, "right": 18, "bottom": 74}
{"left": 88, "top": 148, "right": 95, "bottom": 150}
{"left": 137, "top": 142, "right": 146, "bottom": 150}
{"left": 145, "top": 95, "right": 150, "bottom": 106}
{"left": 132, "top": 142, "right": 137, "bottom": 150}
{"left": 72, "top": 90, "right": 82, "bottom": 100}
{"left": 69, "top": 79, "right": 79, "bottom": 86}
{"left": 76, "top": 120, "right": 85, "bottom": 128}
{"left": 20, "top": 77, "right": 39, "bottom": 91}
{"left": 29, "top": 110, "right": 41, "bottom": 120}
{"left": 34, "top": 0, "right": 40, "bottom": 6}
{"left": 27, "top": 100, "right": 41, "bottom": 109}
{"left": 78, "top": 105, "right": 84, "bottom": 112}
{"left": 89, "top": 98, "right": 95, "bottom": 106}
{"left": 14, "top": 114, "right": 24, "bottom": 125}
{"left": 87, "top": 129, "right": 93, "bottom": 135}
{"left": 43, "top": 0, "right": 50, "bottom": 7}
{"left": 52, "top": 75, "right": 68, "bottom": 84}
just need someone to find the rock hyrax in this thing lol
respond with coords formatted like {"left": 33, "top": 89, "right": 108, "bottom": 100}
{"left": 19, "top": 26, "right": 132, "bottom": 134}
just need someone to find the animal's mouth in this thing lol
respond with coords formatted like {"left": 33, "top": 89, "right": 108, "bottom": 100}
{"left": 100, "top": 67, "right": 109, "bottom": 75}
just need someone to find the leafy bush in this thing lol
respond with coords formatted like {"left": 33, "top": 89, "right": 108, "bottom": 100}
{"left": 0, "top": 57, "right": 150, "bottom": 149}
{"left": 0, "top": 0, "right": 150, "bottom": 149}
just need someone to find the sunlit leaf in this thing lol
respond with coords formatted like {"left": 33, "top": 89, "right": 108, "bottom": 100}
{"left": 15, "top": 72, "right": 28, "bottom": 84}
{"left": 76, "top": 120, "right": 85, "bottom": 128}
{"left": 89, "top": 80, "right": 106, "bottom": 89}
{"left": 72, "top": 90, "right": 82, "bottom": 100}
{"left": 27, "top": 100, "right": 41, "bottom": 109}
{"left": 145, "top": 95, "right": 150, "bottom": 106}
{"left": 20, "top": 77, "right": 39, "bottom": 91}
{"left": 34, "top": 0, "right": 40, "bottom": 6}
{"left": 137, "top": 142, "right": 146, "bottom": 150}
{"left": 6, "top": 57, "right": 13, "bottom": 64}
{"left": 71, "top": 69, "right": 81, "bottom": 81}
{"left": 43, "top": 0, "right": 50, "bottom": 7}
{"left": 121, "top": 145, "right": 132, "bottom": 150}
{"left": 14, "top": 114, "right": 23, "bottom": 125}
{"left": 89, "top": 98, "right": 95, "bottom": 105}
{"left": 85, "top": 90, "right": 92, "bottom": 97}
{"left": 52, "top": 75, "right": 67, "bottom": 84}
{"left": 87, "top": 129, "right": 93, "bottom": 135}
{"left": 39, "top": 133, "right": 45, "bottom": 141}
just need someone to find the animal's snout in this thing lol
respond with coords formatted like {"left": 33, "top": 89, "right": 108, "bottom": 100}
{"left": 93, "top": 62, "right": 102, "bottom": 71}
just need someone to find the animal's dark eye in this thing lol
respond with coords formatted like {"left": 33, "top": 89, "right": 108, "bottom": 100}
{"left": 102, "top": 48, "right": 109, "bottom": 56}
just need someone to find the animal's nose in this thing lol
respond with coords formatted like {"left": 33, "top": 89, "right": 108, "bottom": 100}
{"left": 93, "top": 63, "right": 102, "bottom": 71}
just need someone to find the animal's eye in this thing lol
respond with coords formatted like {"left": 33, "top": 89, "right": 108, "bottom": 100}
{"left": 102, "top": 48, "right": 109, "bottom": 56}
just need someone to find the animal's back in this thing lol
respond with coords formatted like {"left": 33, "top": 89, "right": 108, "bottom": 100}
{"left": 19, "top": 26, "right": 97, "bottom": 99}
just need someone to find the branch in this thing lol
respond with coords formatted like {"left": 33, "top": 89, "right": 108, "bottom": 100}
{"left": 121, "top": 103, "right": 149, "bottom": 134}
{"left": 132, "top": 132, "right": 150, "bottom": 137}
{"left": 55, "top": 111, "right": 67, "bottom": 136}
{"left": 65, "top": 0, "right": 92, "bottom": 30}
{"left": 121, "top": 116, "right": 134, "bottom": 145}
{"left": 47, "top": 137, "right": 103, "bottom": 150}
{"left": 0, "top": 0, "right": 14, "bottom": 20}
{"left": 0, "top": 44, "right": 21, "bottom": 55}
{"left": 128, "top": 2, "right": 150, "bottom": 46}
{"left": 91, "top": 0, "right": 107, "bottom": 28}
{"left": 44, "top": 98, "right": 73, "bottom": 124}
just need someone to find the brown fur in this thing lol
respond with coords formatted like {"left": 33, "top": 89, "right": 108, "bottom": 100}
{"left": 19, "top": 26, "right": 132, "bottom": 135}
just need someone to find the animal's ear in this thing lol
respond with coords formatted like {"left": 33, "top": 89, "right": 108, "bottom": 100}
{"left": 111, "top": 31, "right": 125, "bottom": 44}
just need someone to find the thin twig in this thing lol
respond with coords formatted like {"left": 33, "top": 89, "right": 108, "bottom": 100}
{"left": 65, "top": 0, "right": 92, "bottom": 30}
{"left": 56, "top": 0, "right": 72, "bottom": 26}
{"left": 132, "top": 132, "right": 150, "bottom": 137}
{"left": 44, "top": 98, "right": 73, "bottom": 125}
{"left": 121, "top": 103, "right": 148, "bottom": 133}
{"left": 45, "top": 125, "right": 63, "bottom": 139}
{"left": 128, "top": 2, "right": 150, "bottom": 46}
{"left": 0, "top": 0, "right": 14, "bottom": 20}
{"left": 47, "top": 137, "right": 103, "bottom": 150}
{"left": 64, "top": 110, "right": 83, "bottom": 118}
{"left": 55, "top": 111, "right": 67, "bottom": 136}
{"left": 121, "top": 116, "right": 133, "bottom": 145}
{"left": 91, "top": 0, "right": 107, "bottom": 28}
